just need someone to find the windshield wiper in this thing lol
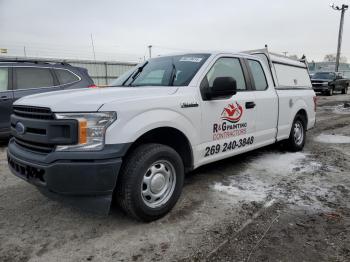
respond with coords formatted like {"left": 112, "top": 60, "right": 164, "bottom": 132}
{"left": 126, "top": 61, "right": 149, "bottom": 86}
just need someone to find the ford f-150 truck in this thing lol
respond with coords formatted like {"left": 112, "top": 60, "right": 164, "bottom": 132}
{"left": 311, "top": 71, "right": 349, "bottom": 95}
{"left": 7, "top": 48, "right": 316, "bottom": 221}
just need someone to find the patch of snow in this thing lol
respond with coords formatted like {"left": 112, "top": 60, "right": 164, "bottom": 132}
{"left": 243, "top": 152, "right": 307, "bottom": 175}
{"left": 314, "top": 134, "right": 350, "bottom": 144}
{"left": 212, "top": 152, "right": 322, "bottom": 203}
{"left": 264, "top": 199, "right": 276, "bottom": 208}
{"left": 334, "top": 104, "right": 350, "bottom": 114}
{"left": 301, "top": 161, "right": 323, "bottom": 173}
{"left": 213, "top": 179, "right": 267, "bottom": 203}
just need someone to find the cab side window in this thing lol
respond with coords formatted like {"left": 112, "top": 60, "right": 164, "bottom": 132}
{"left": 15, "top": 67, "right": 54, "bottom": 90}
{"left": 0, "top": 68, "right": 8, "bottom": 92}
{"left": 206, "top": 58, "right": 246, "bottom": 90}
{"left": 248, "top": 60, "right": 268, "bottom": 91}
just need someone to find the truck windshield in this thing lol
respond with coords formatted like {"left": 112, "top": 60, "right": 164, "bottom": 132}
{"left": 312, "top": 72, "right": 335, "bottom": 80}
{"left": 110, "top": 54, "right": 210, "bottom": 87}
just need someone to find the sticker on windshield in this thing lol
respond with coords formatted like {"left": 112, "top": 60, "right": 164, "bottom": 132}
{"left": 179, "top": 57, "right": 203, "bottom": 63}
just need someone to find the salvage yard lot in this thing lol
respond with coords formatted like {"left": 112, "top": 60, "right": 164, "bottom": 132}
{"left": 1, "top": 94, "right": 350, "bottom": 262}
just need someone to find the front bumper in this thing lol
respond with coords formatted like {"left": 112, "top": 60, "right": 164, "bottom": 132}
{"left": 312, "top": 86, "right": 330, "bottom": 92}
{"left": 7, "top": 139, "right": 130, "bottom": 214}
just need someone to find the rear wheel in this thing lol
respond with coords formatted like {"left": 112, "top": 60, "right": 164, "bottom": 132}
{"left": 285, "top": 115, "right": 306, "bottom": 152}
{"left": 116, "top": 143, "right": 184, "bottom": 222}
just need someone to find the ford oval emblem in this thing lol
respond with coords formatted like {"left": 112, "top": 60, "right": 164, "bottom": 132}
{"left": 15, "top": 122, "right": 26, "bottom": 135}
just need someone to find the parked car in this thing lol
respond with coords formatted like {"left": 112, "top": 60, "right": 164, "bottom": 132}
{"left": 7, "top": 49, "right": 316, "bottom": 221}
{"left": 311, "top": 71, "right": 349, "bottom": 96}
{"left": 0, "top": 60, "right": 95, "bottom": 139}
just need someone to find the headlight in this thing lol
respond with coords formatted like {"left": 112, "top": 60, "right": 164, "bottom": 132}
{"left": 55, "top": 112, "right": 116, "bottom": 152}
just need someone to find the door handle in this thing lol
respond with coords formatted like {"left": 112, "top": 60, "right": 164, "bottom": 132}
{"left": 0, "top": 95, "right": 9, "bottom": 101}
{"left": 245, "top": 101, "right": 256, "bottom": 109}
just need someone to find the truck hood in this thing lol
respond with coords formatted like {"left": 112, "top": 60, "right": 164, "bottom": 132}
{"left": 15, "top": 86, "right": 178, "bottom": 112}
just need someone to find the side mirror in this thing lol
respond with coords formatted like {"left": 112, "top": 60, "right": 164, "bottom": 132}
{"left": 200, "top": 76, "right": 237, "bottom": 100}
{"left": 211, "top": 77, "right": 237, "bottom": 99}
{"left": 200, "top": 77, "right": 237, "bottom": 101}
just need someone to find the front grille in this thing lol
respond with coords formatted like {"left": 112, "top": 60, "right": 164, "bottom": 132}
{"left": 12, "top": 106, "right": 55, "bottom": 153}
{"left": 13, "top": 105, "right": 54, "bottom": 120}
{"left": 11, "top": 105, "right": 78, "bottom": 154}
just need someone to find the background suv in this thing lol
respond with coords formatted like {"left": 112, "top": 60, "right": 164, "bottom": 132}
{"left": 0, "top": 60, "right": 95, "bottom": 139}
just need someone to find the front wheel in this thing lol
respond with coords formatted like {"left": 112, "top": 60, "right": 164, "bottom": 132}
{"left": 285, "top": 115, "right": 306, "bottom": 152}
{"left": 116, "top": 143, "right": 184, "bottom": 222}
{"left": 328, "top": 88, "right": 334, "bottom": 96}
{"left": 342, "top": 86, "right": 348, "bottom": 94}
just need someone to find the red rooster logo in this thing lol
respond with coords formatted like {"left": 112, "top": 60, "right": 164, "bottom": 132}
{"left": 221, "top": 102, "right": 243, "bottom": 123}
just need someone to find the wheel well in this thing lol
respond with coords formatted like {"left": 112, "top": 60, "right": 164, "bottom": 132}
{"left": 296, "top": 109, "right": 308, "bottom": 128}
{"left": 125, "top": 127, "right": 193, "bottom": 173}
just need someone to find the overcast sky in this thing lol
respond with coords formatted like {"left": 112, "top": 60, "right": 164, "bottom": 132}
{"left": 0, "top": 0, "right": 349, "bottom": 62}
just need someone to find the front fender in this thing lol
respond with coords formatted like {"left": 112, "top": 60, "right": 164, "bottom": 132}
{"left": 105, "top": 109, "right": 199, "bottom": 146}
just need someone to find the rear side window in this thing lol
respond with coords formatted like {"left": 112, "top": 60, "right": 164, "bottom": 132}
{"left": 55, "top": 69, "right": 80, "bottom": 85}
{"left": 15, "top": 67, "right": 54, "bottom": 90}
{"left": 248, "top": 60, "right": 268, "bottom": 91}
{"left": 206, "top": 58, "right": 246, "bottom": 90}
{"left": 273, "top": 63, "right": 311, "bottom": 87}
{"left": 0, "top": 67, "right": 8, "bottom": 91}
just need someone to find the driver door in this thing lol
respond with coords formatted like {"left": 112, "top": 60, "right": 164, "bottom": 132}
{"left": 0, "top": 67, "right": 14, "bottom": 135}
{"left": 198, "top": 56, "right": 257, "bottom": 166}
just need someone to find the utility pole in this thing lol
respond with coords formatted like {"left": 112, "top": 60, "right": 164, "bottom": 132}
{"left": 90, "top": 33, "right": 98, "bottom": 84}
{"left": 90, "top": 33, "right": 97, "bottom": 61}
{"left": 282, "top": 51, "right": 288, "bottom": 57}
{"left": 148, "top": 45, "right": 152, "bottom": 58}
{"left": 331, "top": 3, "right": 348, "bottom": 72}
{"left": 23, "top": 46, "right": 27, "bottom": 57}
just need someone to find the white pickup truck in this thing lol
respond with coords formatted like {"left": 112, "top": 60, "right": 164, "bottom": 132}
{"left": 7, "top": 48, "right": 316, "bottom": 221}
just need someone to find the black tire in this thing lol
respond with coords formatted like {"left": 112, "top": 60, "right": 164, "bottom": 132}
{"left": 342, "top": 86, "right": 348, "bottom": 94}
{"left": 327, "top": 87, "right": 334, "bottom": 96}
{"left": 116, "top": 143, "right": 184, "bottom": 222}
{"left": 285, "top": 115, "right": 306, "bottom": 152}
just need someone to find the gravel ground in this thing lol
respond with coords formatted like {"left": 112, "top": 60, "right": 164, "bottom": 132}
{"left": 0, "top": 94, "right": 350, "bottom": 262}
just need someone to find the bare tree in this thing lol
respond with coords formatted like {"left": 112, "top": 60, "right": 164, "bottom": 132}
{"left": 324, "top": 54, "right": 347, "bottom": 63}
{"left": 324, "top": 54, "right": 336, "bottom": 62}
{"left": 340, "top": 56, "right": 347, "bottom": 63}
